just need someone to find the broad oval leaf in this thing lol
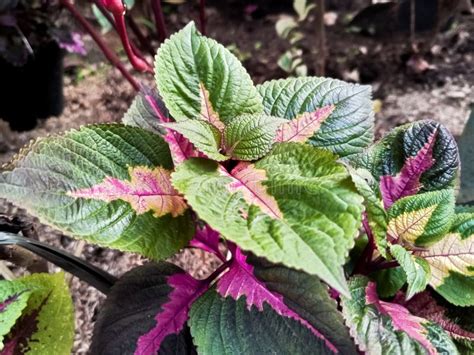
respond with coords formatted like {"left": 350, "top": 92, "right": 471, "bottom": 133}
{"left": 1, "top": 273, "right": 74, "bottom": 354}
{"left": 155, "top": 22, "right": 263, "bottom": 123}
{"left": 350, "top": 120, "right": 459, "bottom": 193}
{"left": 91, "top": 262, "right": 203, "bottom": 355}
{"left": 341, "top": 276, "right": 458, "bottom": 355}
{"left": 416, "top": 215, "right": 474, "bottom": 307}
{"left": 387, "top": 190, "right": 455, "bottom": 246}
{"left": 189, "top": 250, "right": 357, "bottom": 355}
{"left": 0, "top": 124, "right": 194, "bottom": 260}
{"left": 172, "top": 143, "right": 364, "bottom": 295}
{"left": 257, "top": 77, "right": 374, "bottom": 156}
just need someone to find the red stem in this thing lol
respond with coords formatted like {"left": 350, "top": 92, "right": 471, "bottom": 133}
{"left": 151, "top": 0, "right": 168, "bottom": 42}
{"left": 112, "top": 13, "right": 153, "bottom": 72}
{"left": 199, "top": 0, "right": 206, "bottom": 35}
{"left": 91, "top": 0, "right": 151, "bottom": 61}
{"left": 60, "top": 0, "right": 140, "bottom": 91}
{"left": 126, "top": 15, "right": 156, "bottom": 56}
{"left": 353, "top": 213, "right": 376, "bottom": 275}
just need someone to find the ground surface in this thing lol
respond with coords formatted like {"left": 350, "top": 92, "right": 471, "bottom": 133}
{"left": 0, "top": 2, "right": 472, "bottom": 353}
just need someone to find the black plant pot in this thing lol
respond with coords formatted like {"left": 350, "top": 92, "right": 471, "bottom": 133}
{"left": 0, "top": 41, "right": 64, "bottom": 131}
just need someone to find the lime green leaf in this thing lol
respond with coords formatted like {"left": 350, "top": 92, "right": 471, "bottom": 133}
{"left": 387, "top": 190, "right": 455, "bottom": 246}
{"left": 257, "top": 77, "right": 374, "bottom": 156}
{"left": 347, "top": 166, "right": 388, "bottom": 256}
{"left": 172, "top": 143, "right": 363, "bottom": 295}
{"left": 416, "top": 228, "right": 474, "bottom": 306}
{"left": 162, "top": 120, "right": 226, "bottom": 161}
{"left": 155, "top": 22, "right": 263, "bottom": 122}
{"left": 223, "top": 114, "right": 284, "bottom": 161}
{"left": 0, "top": 124, "right": 194, "bottom": 260}
{"left": 0, "top": 282, "right": 32, "bottom": 349}
{"left": 390, "top": 244, "right": 430, "bottom": 299}
{"left": 342, "top": 276, "right": 459, "bottom": 355}
{"left": 2, "top": 273, "right": 74, "bottom": 354}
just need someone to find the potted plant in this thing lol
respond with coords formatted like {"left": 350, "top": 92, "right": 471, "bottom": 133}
{"left": 0, "top": 0, "right": 84, "bottom": 131}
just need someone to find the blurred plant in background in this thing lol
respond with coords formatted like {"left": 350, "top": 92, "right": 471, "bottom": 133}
{"left": 275, "top": 0, "right": 315, "bottom": 77}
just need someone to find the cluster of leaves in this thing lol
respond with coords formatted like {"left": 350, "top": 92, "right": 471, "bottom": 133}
{"left": 275, "top": 0, "right": 314, "bottom": 76}
{"left": 0, "top": 22, "right": 473, "bottom": 354}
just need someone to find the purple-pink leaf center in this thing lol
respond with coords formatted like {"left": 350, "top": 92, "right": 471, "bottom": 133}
{"left": 189, "top": 225, "right": 225, "bottom": 261}
{"left": 275, "top": 105, "right": 334, "bottom": 143}
{"left": 217, "top": 245, "right": 339, "bottom": 353}
{"left": 134, "top": 273, "right": 208, "bottom": 355}
{"left": 68, "top": 166, "right": 187, "bottom": 218}
{"left": 219, "top": 162, "right": 283, "bottom": 219}
{"left": 380, "top": 130, "right": 437, "bottom": 209}
{"left": 365, "top": 282, "right": 437, "bottom": 355}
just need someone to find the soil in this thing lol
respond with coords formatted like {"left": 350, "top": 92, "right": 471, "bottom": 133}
{"left": 0, "top": 2, "right": 472, "bottom": 353}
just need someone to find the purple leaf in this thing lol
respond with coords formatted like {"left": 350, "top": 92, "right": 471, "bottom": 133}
{"left": 365, "top": 282, "right": 438, "bottom": 355}
{"left": 405, "top": 292, "right": 474, "bottom": 342}
{"left": 135, "top": 272, "right": 208, "bottom": 355}
{"left": 189, "top": 225, "right": 225, "bottom": 260}
{"left": 380, "top": 129, "right": 437, "bottom": 209}
{"left": 216, "top": 244, "right": 339, "bottom": 353}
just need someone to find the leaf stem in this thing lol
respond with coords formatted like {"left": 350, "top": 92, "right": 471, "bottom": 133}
{"left": 60, "top": 0, "right": 140, "bottom": 91}
{"left": 353, "top": 213, "right": 376, "bottom": 275}
{"left": 151, "top": 0, "right": 168, "bottom": 42}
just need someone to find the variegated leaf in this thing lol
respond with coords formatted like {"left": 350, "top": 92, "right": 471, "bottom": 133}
{"left": 386, "top": 190, "right": 455, "bottom": 246}
{"left": 198, "top": 83, "right": 225, "bottom": 131}
{"left": 68, "top": 166, "right": 187, "bottom": 218}
{"left": 274, "top": 105, "right": 334, "bottom": 143}
{"left": 416, "top": 232, "right": 474, "bottom": 306}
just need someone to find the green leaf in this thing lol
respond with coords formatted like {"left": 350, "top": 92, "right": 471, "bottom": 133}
{"left": 341, "top": 276, "right": 459, "bottom": 355}
{"left": 2, "top": 273, "right": 74, "bottom": 354}
{"left": 0, "top": 124, "right": 194, "bottom": 260}
{"left": 416, "top": 217, "right": 474, "bottom": 307}
{"left": 155, "top": 22, "right": 263, "bottom": 122}
{"left": 122, "top": 89, "right": 167, "bottom": 135}
{"left": 458, "top": 108, "right": 474, "bottom": 205}
{"left": 172, "top": 143, "right": 363, "bottom": 295}
{"left": 387, "top": 190, "right": 455, "bottom": 246}
{"left": 371, "top": 267, "right": 407, "bottom": 298}
{"left": 223, "top": 114, "right": 284, "bottom": 161}
{"left": 390, "top": 244, "right": 430, "bottom": 299}
{"left": 347, "top": 166, "right": 388, "bottom": 256}
{"left": 257, "top": 77, "right": 374, "bottom": 157}
{"left": 350, "top": 120, "right": 459, "bottom": 193}
{"left": 189, "top": 255, "right": 357, "bottom": 355}
{"left": 0, "top": 281, "right": 32, "bottom": 349}
{"left": 162, "top": 120, "right": 226, "bottom": 161}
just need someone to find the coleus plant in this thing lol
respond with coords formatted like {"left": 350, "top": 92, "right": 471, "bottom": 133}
{"left": 0, "top": 22, "right": 473, "bottom": 354}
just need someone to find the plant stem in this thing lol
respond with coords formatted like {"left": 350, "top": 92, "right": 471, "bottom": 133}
{"left": 60, "top": 0, "right": 140, "bottom": 91}
{"left": 151, "top": 0, "right": 168, "bottom": 42}
{"left": 353, "top": 213, "right": 376, "bottom": 275}
{"left": 126, "top": 15, "right": 156, "bottom": 56}
{"left": 199, "top": 0, "right": 206, "bottom": 35}
{"left": 91, "top": 0, "right": 151, "bottom": 61}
